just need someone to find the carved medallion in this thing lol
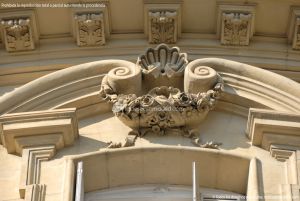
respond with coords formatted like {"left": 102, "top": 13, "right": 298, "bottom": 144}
{"left": 74, "top": 13, "right": 105, "bottom": 46}
{"left": 148, "top": 11, "right": 177, "bottom": 44}
{"left": 221, "top": 12, "right": 252, "bottom": 46}
{"left": 1, "top": 18, "right": 35, "bottom": 52}
{"left": 99, "top": 44, "right": 224, "bottom": 148}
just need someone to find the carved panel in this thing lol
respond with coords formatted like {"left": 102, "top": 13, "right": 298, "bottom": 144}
{"left": 148, "top": 10, "right": 177, "bottom": 44}
{"left": 217, "top": 4, "right": 255, "bottom": 46}
{"left": 288, "top": 8, "right": 300, "bottom": 50}
{"left": 1, "top": 18, "right": 35, "bottom": 52}
{"left": 221, "top": 13, "right": 252, "bottom": 46}
{"left": 74, "top": 13, "right": 105, "bottom": 46}
{"left": 144, "top": 3, "right": 181, "bottom": 44}
{"left": 0, "top": 10, "right": 39, "bottom": 52}
{"left": 294, "top": 18, "right": 300, "bottom": 50}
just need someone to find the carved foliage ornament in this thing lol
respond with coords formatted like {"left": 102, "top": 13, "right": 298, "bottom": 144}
{"left": 99, "top": 44, "right": 224, "bottom": 147}
{"left": 75, "top": 13, "right": 105, "bottom": 46}
{"left": 149, "top": 11, "right": 177, "bottom": 44}
{"left": 1, "top": 18, "right": 35, "bottom": 52}
{"left": 221, "top": 12, "right": 252, "bottom": 46}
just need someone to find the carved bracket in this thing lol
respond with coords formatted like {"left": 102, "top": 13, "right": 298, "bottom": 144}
{"left": 217, "top": 4, "right": 256, "bottom": 46}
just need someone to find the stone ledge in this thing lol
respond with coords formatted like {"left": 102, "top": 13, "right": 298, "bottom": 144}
{"left": 0, "top": 108, "right": 78, "bottom": 155}
{"left": 246, "top": 108, "right": 300, "bottom": 150}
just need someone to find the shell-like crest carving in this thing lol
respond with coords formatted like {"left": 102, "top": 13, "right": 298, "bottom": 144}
{"left": 99, "top": 44, "right": 224, "bottom": 149}
{"left": 137, "top": 44, "right": 188, "bottom": 78}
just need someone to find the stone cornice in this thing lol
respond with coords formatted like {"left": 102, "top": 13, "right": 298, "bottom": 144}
{"left": 0, "top": 108, "right": 79, "bottom": 155}
{"left": 246, "top": 108, "right": 300, "bottom": 150}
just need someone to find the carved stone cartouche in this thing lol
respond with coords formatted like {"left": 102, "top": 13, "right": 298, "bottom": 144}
{"left": 100, "top": 44, "right": 224, "bottom": 147}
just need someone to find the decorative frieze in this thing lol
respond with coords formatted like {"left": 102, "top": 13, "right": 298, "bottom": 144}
{"left": 217, "top": 4, "right": 255, "bottom": 46}
{"left": 0, "top": 10, "right": 39, "bottom": 52}
{"left": 74, "top": 13, "right": 105, "bottom": 46}
{"left": 148, "top": 10, "right": 177, "bottom": 44}
{"left": 144, "top": 3, "right": 181, "bottom": 44}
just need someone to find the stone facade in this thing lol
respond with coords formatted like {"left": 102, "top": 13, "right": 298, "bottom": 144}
{"left": 1, "top": 1, "right": 300, "bottom": 201}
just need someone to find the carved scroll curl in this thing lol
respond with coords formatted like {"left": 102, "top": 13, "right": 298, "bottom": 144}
{"left": 184, "top": 65, "right": 222, "bottom": 94}
{"left": 100, "top": 64, "right": 142, "bottom": 101}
